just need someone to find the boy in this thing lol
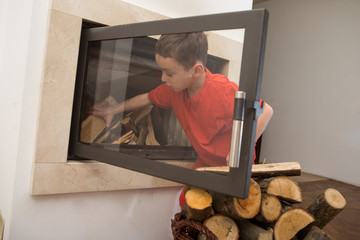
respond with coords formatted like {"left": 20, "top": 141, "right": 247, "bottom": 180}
{"left": 89, "top": 32, "right": 273, "bottom": 206}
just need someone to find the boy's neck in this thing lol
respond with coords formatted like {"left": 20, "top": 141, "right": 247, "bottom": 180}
{"left": 186, "top": 69, "right": 207, "bottom": 98}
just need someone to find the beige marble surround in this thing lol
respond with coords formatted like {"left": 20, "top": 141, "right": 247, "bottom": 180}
{"left": 31, "top": 0, "right": 242, "bottom": 195}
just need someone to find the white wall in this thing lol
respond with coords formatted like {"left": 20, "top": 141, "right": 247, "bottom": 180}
{"left": 0, "top": 0, "right": 40, "bottom": 237}
{"left": 255, "top": 0, "right": 360, "bottom": 186}
{"left": 0, "top": 0, "right": 252, "bottom": 239}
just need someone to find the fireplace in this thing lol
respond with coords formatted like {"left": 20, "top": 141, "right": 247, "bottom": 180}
{"left": 30, "top": 1, "right": 267, "bottom": 196}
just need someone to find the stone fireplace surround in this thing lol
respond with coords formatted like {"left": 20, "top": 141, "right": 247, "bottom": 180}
{"left": 31, "top": 0, "right": 242, "bottom": 195}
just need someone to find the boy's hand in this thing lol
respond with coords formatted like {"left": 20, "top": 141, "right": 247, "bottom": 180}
{"left": 226, "top": 153, "right": 230, "bottom": 164}
{"left": 87, "top": 104, "right": 115, "bottom": 127}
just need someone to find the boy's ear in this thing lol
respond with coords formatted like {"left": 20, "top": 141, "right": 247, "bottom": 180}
{"left": 192, "top": 63, "right": 205, "bottom": 77}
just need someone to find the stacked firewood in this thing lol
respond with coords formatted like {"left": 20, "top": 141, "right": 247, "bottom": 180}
{"left": 176, "top": 162, "right": 346, "bottom": 240}
{"left": 80, "top": 96, "right": 159, "bottom": 145}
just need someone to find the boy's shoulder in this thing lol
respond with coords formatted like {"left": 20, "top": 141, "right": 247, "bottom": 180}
{"left": 206, "top": 70, "right": 238, "bottom": 91}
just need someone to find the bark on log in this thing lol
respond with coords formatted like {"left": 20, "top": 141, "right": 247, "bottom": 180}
{"left": 273, "top": 208, "right": 314, "bottom": 240}
{"left": 255, "top": 194, "right": 282, "bottom": 223}
{"left": 302, "top": 226, "right": 332, "bottom": 240}
{"left": 182, "top": 188, "right": 214, "bottom": 222}
{"left": 212, "top": 179, "right": 261, "bottom": 219}
{"left": 196, "top": 162, "right": 301, "bottom": 178}
{"left": 198, "top": 214, "right": 239, "bottom": 240}
{"left": 237, "top": 219, "right": 273, "bottom": 240}
{"left": 307, "top": 188, "right": 346, "bottom": 229}
{"left": 257, "top": 176, "right": 302, "bottom": 203}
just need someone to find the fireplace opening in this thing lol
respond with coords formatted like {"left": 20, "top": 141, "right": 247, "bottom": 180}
{"left": 69, "top": 21, "right": 229, "bottom": 161}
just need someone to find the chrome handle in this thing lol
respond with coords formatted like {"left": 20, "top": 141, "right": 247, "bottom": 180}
{"left": 228, "top": 91, "right": 246, "bottom": 168}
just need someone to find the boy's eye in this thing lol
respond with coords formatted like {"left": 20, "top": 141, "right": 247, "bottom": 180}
{"left": 166, "top": 72, "right": 173, "bottom": 77}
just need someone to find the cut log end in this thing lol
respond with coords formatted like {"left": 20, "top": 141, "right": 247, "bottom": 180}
{"left": 233, "top": 179, "right": 262, "bottom": 219}
{"left": 307, "top": 188, "right": 346, "bottom": 229}
{"left": 199, "top": 214, "right": 239, "bottom": 240}
{"left": 259, "top": 176, "right": 303, "bottom": 203}
{"left": 274, "top": 208, "right": 314, "bottom": 240}
{"left": 185, "top": 188, "right": 212, "bottom": 210}
{"left": 324, "top": 188, "right": 346, "bottom": 209}
{"left": 182, "top": 188, "right": 214, "bottom": 222}
{"left": 256, "top": 194, "right": 282, "bottom": 222}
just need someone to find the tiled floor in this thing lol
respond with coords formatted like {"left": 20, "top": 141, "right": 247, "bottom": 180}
{"left": 293, "top": 172, "right": 360, "bottom": 239}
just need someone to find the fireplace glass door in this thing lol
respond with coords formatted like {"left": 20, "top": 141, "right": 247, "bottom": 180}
{"left": 69, "top": 9, "right": 268, "bottom": 198}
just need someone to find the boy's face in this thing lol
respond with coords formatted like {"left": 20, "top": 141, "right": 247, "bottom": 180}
{"left": 155, "top": 54, "right": 194, "bottom": 92}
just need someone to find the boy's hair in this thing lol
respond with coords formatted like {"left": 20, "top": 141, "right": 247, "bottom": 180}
{"left": 155, "top": 32, "right": 208, "bottom": 70}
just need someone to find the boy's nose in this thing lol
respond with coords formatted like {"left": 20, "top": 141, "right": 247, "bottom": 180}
{"left": 161, "top": 72, "right": 167, "bottom": 83}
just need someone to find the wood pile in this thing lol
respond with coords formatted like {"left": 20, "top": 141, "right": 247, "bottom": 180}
{"left": 80, "top": 96, "right": 159, "bottom": 145}
{"left": 175, "top": 162, "right": 346, "bottom": 240}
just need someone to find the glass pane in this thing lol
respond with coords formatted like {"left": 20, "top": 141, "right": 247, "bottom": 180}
{"left": 79, "top": 29, "right": 244, "bottom": 166}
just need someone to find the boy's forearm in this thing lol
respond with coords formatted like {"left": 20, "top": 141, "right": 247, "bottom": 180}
{"left": 113, "top": 93, "right": 151, "bottom": 114}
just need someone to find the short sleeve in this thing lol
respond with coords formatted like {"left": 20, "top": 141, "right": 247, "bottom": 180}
{"left": 148, "top": 84, "right": 173, "bottom": 109}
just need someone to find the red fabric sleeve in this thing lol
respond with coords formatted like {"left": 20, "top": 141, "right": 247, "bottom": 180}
{"left": 148, "top": 84, "right": 173, "bottom": 109}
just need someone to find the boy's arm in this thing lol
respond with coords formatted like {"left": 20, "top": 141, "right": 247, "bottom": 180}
{"left": 255, "top": 102, "right": 273, "bottom": 142}
{"left": 88, "top": 93, "right": 151, "bottom": 127}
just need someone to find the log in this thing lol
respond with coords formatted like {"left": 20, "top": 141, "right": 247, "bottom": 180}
{"left": 257, "top": 176, "right": 302, "bottom": 203}
{"left": 112, "top": 130, "right": 135, "bottom": 144}
{"left": 81, "top": 96, "right": 119, "bottom": 143}
{"left": 182, "top": 188, "right": 214, "bottom": 222}
{"left": 255, "top": 194, "right": 282, "bottom": 223}
{"left": 121, "top": 113, "right": 137, "bottom": 134}
{"left": 198, "top": 214, "right": 239, "bottom": 240}
{"left": 196, "top": 162, "right": 301, "bottom": 178}
{"left": 273, "top": 208, "right": 314, "bottom": 240}
{"left": 145, "top": 113, "right": 160, "bottom": 146}
{"left": 302, "top": 226, "right": 331, "bottom": 240}
{"left": 237, "top": 219, "right": 273, "bottom": 240}
{"left": 94, "top": 118, "right": 122, "bottom": 143}
{"left": 80, "top": 115, "right": 106, "bottom": 143}
{"left": 212, "top": 179, "right": 261, "bottom": 219}
{"left": 307, "top": 188, "right": 346, "bottom": 229}
{"left": 135, "top": 117, "right": 148, "bottom": 145}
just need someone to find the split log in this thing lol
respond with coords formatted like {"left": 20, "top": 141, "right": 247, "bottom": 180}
{"left": 136, "top": 118, "right": 148, "bottom": 145}
{"left": 237, "top": 219, "right": 273, "bottom": 240}
{"left": 94, "top": 118, "right": 122, "bottom": 143}
{"left": 112, "top": 130, "right": 135, "bottom": 144}
{"left": 255, "top": 194, "right": 282, "bottom": 223}
{"left": 196, "top": 162, "right": 301, "bottom": 178}
{"left": 121, "top": 113, "right": 137, "bottom": 134}
{"left": 198, "top": 214, "right": 239, "bottom": 240}
{"left": 145, "top": 113, "right": 160, "bottom": 145}
{"left": 182, "top": 188, "right": 214, "bottom": 222}
{"left": 302, "top": 226, "right": 331, "bottom": 240}
{"left": 307, "top": 188, "right": 346, "bottom": 229}
{"left": 212, "top": 179, "right": 261, "bottom": 220}
{"left": 80, "top": 115, "right": 106, "bottom": 143}
{"left": 81, "top": 96, "right": 118, "bottom": 143}
{"left": 273, "top": 208, "right": 314, "bottom": 240}
{"left": 257, "top": 176, "right": 302, "bottom": 203}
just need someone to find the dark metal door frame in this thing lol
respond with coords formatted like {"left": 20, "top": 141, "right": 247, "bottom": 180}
{"left": 69, "top": 9, "right": 269, "bottom": 198}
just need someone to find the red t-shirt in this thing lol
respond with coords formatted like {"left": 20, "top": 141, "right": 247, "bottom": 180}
{"left": 148, "top": 69, "right": 237, "bottom": 169}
